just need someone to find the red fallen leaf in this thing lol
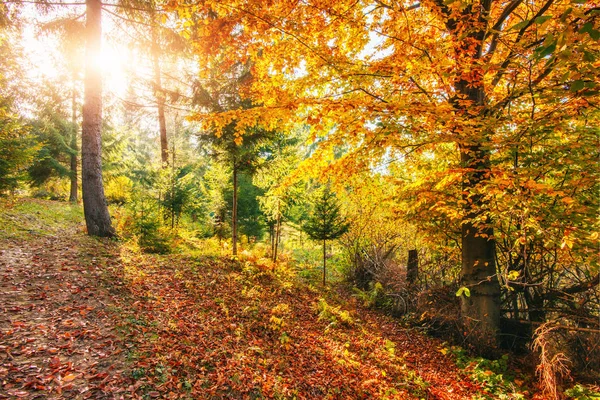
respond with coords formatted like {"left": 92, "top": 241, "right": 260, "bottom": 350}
{"left": 12, "top": 321, "right": 26, "bottom": 328}
{"left": 148, "top": 391, "right": 161, "bottom": 397}
{"left": 87, "top": 372, "right": 109, "bottom": 380}
{"left": 49, "top": 356, "right": 61, "bottom": 369}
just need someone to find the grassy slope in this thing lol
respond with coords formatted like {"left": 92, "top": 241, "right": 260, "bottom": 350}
{"left": 0, "top": 198, "right": 536, "bottom": 399}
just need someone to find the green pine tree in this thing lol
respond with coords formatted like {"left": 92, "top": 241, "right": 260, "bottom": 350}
{"left": 303, "top": 186, "right": 350, "bottom": 286}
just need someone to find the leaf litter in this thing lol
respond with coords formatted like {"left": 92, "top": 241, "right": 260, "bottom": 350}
{"left": 0, "top": 200, "right": 486, "bottom": 399}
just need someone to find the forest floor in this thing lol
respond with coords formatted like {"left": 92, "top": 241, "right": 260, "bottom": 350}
{"left": 0, "top": 199, "right": 545, "bottom": 399}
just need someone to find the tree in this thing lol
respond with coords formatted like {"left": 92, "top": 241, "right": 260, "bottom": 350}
{"left": 198, "top": 124, "right": 273, "bottom": 255}
{"left": 254, "top": 130, "right": 305, "bottom": 262}
{"left": 115, "top": 0, "right": 191, "bottom": 168}
{"left": 40, "top": 16, "right": 85, "bottom": 202}
{"left": 0, "top": 111, "right": 33, "bottom": 195}
{"left": 27, "top": 107, "right": 74, "bottom": 190}
{"left": 176, "top": 0, "right": 598, "bottom": 346}
{"left": 0, "top": 4, "right": 34, "bottom": 195}
{"left": 303, "top": 185, "right": 349, "bottom": 286}
{"left": 81, "top": 0, "right": 114, "bottom": 237}
{"left": 194, "top": 59, "right": 276, "bottom": 255}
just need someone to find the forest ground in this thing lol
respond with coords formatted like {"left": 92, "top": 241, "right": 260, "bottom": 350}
{"left": 0, "top": 199, "right": 542, "bottom": 399}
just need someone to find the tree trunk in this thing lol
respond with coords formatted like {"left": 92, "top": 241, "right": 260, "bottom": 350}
{"left": 322, "top": 239, "right": 326, "bottom": 286}
{"left": 69, "top": 73, "right": 78, "bottom": 203}
{"left": 270, "top": 223, "right": 275, "bottom": 259}
{"left": 151, "top": 25, "right": 168, "bottom": 166}
{"left": 232, "top": 163, "right": 238, "bottom": 256}
{"left": 81, "top": 0, "right": 114, "bottom": 237}
{"left": 170, "top": 145, "right": 175, "bottom": 229}
{"left": 273, "top": 199, "right": 281, "bottom": 263}
{"left": 459, "top": 142, "right": 500, "bottom": 343}
{"left": 406, "top": 249, "right": 418, "bottom": 286}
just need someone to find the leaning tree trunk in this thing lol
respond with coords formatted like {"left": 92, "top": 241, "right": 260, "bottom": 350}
{"left": 69, "top": 72, "right": 78, "bottom": 203}
{"left": 81, "top": 0, "right": 114, "bottom": 237}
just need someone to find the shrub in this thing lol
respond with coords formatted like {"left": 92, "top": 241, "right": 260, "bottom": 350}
{"left": 315, "top": 298, "right": 353, "bottom": 328}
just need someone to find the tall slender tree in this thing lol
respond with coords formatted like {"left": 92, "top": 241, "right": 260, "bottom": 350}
{"left": 81, "top": 0, "right": 114, "bottom": 237}
{"left": 40, "top": 17, "right": 85, "bottom": 202}
{"left": 303, "top": 186, "right": 349, "bottom": 286}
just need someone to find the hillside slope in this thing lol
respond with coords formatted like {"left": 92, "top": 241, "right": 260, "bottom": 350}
{"left": 1, "top": 199, "right": 521, "bottom": 399}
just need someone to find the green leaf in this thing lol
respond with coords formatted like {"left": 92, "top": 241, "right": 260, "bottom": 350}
{"left": 583, "top": 51, "right": 596, "bottom": 62}
{"left": 456, "top": 287, "right": 471, "bottom": 297}
{"left": 536, "top": 42, "right": 556, "bottom": 59}
{"left": 579, "top": 22, "right": 593, "bottom": 34}
{"left": 570, "top": 80, "right": 585, "bottom": 92}
{"left": 578, "top": 22, "right": 599, "bottom": 40}
{"left": 509, "top": 20, "right": 529, "bottom": 31}
{"left": 534, "top": 16, "right": 552, "bottom": 25}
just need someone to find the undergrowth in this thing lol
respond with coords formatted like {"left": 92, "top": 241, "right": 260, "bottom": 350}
{"left": 449, "top": 346, "right": 527, "bottom": 399}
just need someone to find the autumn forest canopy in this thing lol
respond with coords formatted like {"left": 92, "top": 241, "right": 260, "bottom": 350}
{"left": 0, "top": 0, "right": 598, "bottom": 398}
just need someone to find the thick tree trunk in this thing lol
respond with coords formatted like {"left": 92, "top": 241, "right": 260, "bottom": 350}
{"left": 406, "top": 249, "right": 418, "bottom": 286}
{"left": 81, "top": 0, "right": 114, "bottom": 237}
{"left": 459, "top": 142, "right": 500, "bottom": 343}
{"left": 432, "top": 0, "right": 501, "bottom": 345}
{"left": 151, "top": 26, "right": 168, "bottom": 166}
{"left": 69, "top": 78, "right": 78, "bottom": 203}
{"left": 232, "top": 163, "right": 238, "bottom": 256}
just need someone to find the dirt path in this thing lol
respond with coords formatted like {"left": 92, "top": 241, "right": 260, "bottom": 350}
{"left": 0, "top": 231, "right": 130, "bottom": 399}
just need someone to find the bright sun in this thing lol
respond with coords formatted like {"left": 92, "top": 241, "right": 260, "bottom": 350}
{"left": 22, "top": 8, "right": 131, "bottom": 101}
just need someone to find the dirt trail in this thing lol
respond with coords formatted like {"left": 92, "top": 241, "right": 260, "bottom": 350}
{"left": 0, "top": 231, "right": 130, "bottom": 399}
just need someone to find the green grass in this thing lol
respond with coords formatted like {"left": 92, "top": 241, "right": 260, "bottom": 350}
{"left": 0, "top": 198, "right": 84, "bottom": 239}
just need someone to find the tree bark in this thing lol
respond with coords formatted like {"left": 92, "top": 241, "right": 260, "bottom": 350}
{"left": 406, "top": 249, "right": 418, "bottom": 286}
{"left": 270, "top": 223, "right": 275, "bottom": 259}
{"left": 69, "top": 72, "right": 78, "bottom": 203}
{"left": 273, "top": 199, "right": 281, "bottom": 263}
{"left": 322, "top": 239, "right": 326, "bottom": 286}
{"left": 459, "top": 142, "right": 501, "bottom": 343}
{"left": 151, "top": 26, "right": 168, "bottom": 166}
{"left": 81, "top": 0, "right": 114, "bottom": 237}
{"left": 232, "top": 163, "right": 238, "bottom": 256}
